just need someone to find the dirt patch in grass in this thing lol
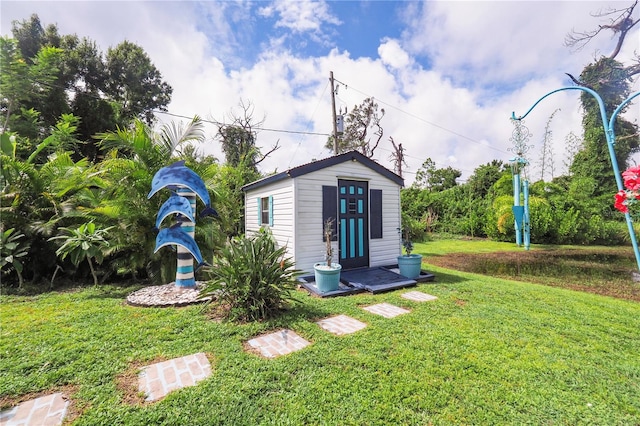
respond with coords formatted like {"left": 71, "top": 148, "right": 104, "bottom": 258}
{"left": 428, "top": 248, "right": 640, "bottom": 302}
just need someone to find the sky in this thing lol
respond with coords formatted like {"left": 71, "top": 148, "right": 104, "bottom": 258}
{"left": 2, "top": 1, "right": 639, "bottom": 185}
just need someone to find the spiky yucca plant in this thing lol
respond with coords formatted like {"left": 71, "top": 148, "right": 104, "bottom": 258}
{"left": 200, "top": 229, "right": 301, "bottom": 321}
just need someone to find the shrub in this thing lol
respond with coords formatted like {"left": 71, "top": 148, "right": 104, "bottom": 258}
{"left": 590, "top": 220, "right": 629, "bottom": 245}
{"left": 48, "top": 222, "right": 113, "bottom": 286}
{"left": 0, "top": 228, "right": 30, "bottom": 288}
{"left": 199, "top": 228, "right": 301, "bottom": 322}
{"left": 555, "top": 207, "right": 584, "bottom": 244}
{"left": 529, "top": 197, "right": 554, "bottom": 243}
{"left": 401, "top": 212, "right": 427, "bottom": 243}
{"left": 484, "top": 195, "right": 514, "bottom": 241}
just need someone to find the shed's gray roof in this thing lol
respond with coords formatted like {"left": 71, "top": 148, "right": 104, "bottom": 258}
{"left": 242, "top": 150, "right": 404, "bottom": 191}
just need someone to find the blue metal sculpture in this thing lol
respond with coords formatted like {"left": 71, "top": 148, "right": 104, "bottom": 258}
{"left": 508, "top": 119, "right": 533, "bottom": 250}
{"left": 154, "top": 225, "right": 204, "bottom": 266}
{"left": 512, "top": 87, "right": 640, "bottom": 270}
{"left": 148, "top": 161, "right": 217, "bottom": 287}
{"left": 155, "top": 194, "right": 195, "bottom": 230}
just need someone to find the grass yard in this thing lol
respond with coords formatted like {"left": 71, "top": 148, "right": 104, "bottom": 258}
{"left": 421, "top": 239, "right": 640, "bottom": 302}
{"left": 1, "top": 239, "right": 639, "bottom": 424}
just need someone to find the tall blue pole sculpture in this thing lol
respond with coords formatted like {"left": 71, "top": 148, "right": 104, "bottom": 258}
{"left": 508, "top": 119, "right": 533, "bottom": 249}
{"left": 148, "top": 161, "right": 217, "bottom": 287}
{"left": 512, "top": 87, "right": 640, "bottom": 271}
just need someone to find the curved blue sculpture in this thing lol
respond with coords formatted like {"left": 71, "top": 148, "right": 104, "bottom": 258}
{"left": 149, "top": 161, "right": 215, "bottom": 287}
{"left": 155, "top": 194, "right": 194, "bottom": 230}
{"left": 148, "top": 160, "right": 211, "bottom": 206}
{"left": 154, "top": 226, "right": 204, "bottom": 266}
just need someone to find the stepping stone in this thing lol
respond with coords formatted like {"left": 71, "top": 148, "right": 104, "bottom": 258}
{"left": 247, "top": 329, "right": 310, "bottom": 358}
{"left": 316, "top": 314, "right": 367, "bottom": 335}
{"left": 0, "top": 392, "right": 69, "bottom": 426}
{"left": 138, "top": 353, "right": 212, "bottom": 402}
{"left": 362, "top": 302, "right": 410, "bottom": 318}
{"left": 402, "top": 291, "right": 438, "bottom": 302}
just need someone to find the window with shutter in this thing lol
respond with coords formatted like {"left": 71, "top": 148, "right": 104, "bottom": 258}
{"left": 258, "top": 196, "right": 274, "bottom": 227}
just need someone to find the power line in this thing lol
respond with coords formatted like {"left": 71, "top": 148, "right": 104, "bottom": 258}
{"left": 376, "top": 145, "right": 477, "bottom": 175}
{"left": 16, "top": 73, "right": 509, "bottom": 172}
{"left": 12, "top": 75, "right": 331, "bottom": 138}
{"left": 153, "top": 110, "right": 331, "bottom": 137}
{"left": 288, "top": 79, "right": 331, "bottom": 168}
{"left": 332, "top": 77, "right": 511, "bottom": 156}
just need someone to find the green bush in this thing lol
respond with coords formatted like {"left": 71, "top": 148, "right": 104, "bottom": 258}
{"left": 199, "top": 228, "right": 301, "bottom": 322}
{"left": 401, "top": 212, "right": 427, "bottom": 243}
{"left": 529, "top": 197, "right": 554, "bottom": 243}
{"left": 0, "top": 228, "right": 30, "bottom": 288}
{"left": 555, "top": 207, "right": 584, "bottom": 244}
{"left": 590, "top": 219, "right": 629, "bottom": 245}
{"left": 48, "top": 222, "right": 113, "bottom": 286}
{"left": 484, "top": 195, "right": 514, "bottom": 241}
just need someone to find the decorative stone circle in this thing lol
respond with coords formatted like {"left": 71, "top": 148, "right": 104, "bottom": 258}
{"left": 126, "top": 282, "right": 212, "bottom": 307}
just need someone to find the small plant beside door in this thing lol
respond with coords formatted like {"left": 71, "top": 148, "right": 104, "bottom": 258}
{"left": 313, "top": 218, "right": 342, "bottom": 293}
{"left": 397, "top": 224, "right": 423, "bottom": 279}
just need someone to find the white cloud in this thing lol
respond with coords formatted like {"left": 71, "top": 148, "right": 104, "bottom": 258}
{"left": 1, "top": 0, "right": 638, "bottom": 186}
{"left": 378, "top": 38, "right": 412, "bottom": 69}
{"left": 402, "top": 1, "right": 639, "bottom": 92}
{"left": 258, "top": 0, "right": 341, "bottom": 33}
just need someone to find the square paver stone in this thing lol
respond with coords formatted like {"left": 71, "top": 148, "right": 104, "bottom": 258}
{"left": 138, "top": 353, "right": 212, "bottom": 402}
{"left": 316, "top": 314, "right": 367, "bottom": 335}
{"left": 0, "top": 392, "right": 69, "bottom": 426}
{"left": 247, "top": 329, "right": 310, "bottom": 358}
{"left": 362, "top": 302, "right": 410, "bottom": 318}
{"left": 402, "top": 291, "right": 438, "bottom": 302}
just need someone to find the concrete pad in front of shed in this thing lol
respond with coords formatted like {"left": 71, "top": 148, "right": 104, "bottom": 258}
{"left": 298, "top": 276, "right": 364, "bottom": 297}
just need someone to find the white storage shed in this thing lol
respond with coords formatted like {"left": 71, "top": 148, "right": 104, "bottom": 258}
{"left": 242, "top": 150, "right": 404, "bottom": 274}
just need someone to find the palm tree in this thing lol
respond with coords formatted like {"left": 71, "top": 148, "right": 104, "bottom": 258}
{"left": 92, "top": 116, "right": 219, "bottom": 282}
{"left": 1, "top": 147, "right": 102, "bottom": 284}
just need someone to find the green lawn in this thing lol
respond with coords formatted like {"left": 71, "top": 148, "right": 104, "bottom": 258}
{"left": 1, "top": 240, "right": 639, "bottom": 425}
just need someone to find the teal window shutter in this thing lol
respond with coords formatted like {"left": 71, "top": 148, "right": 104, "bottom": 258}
{"left": 257, "top": 197, "right": 262, "bottom": 225}
{"left": 268, "top": 196, "right": 274, "bottom": 226}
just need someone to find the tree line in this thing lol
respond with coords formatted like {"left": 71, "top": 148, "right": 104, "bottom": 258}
{"left": 336, "top": 3, "right": 640, "bottom": 247}
{"left": 1, "top": 15, "right": 265, "bottom": 289}
{"left": 1, "top": 4, "right": 639, "bottom": 289}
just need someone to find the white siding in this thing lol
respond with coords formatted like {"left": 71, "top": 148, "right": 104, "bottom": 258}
{"left": 369, "top": 183, "right": 402, "bottom": 267}
{"left": 293, "top": 161, "right": 401, "bottom": 273}
{"left": 244, "top": 159, "right": 402, "bottom": 275}
{"left": 244, "top": 178, "right": 296, "bottom": 260}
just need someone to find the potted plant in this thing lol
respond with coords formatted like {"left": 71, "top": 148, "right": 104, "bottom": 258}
{"left": 313, "top": 218, "right": 342, "bottom": 293}
{"left": 397, "top": 229, "right": 423, "bottom": 279}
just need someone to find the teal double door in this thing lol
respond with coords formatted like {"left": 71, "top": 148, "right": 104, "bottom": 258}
{"left": 338, "top": 179, "right": 369, "bottom": 269}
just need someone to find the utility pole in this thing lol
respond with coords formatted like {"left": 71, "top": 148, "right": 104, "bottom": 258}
{"left": 330, "top": 71, "right": 339, "bottom": 155}
{"left": 389, "top": 136, "right": 405, "bottom": 177}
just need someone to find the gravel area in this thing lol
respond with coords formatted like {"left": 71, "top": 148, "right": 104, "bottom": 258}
{"left": 126, "top": 282, "right": 211, "bottom": 307}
